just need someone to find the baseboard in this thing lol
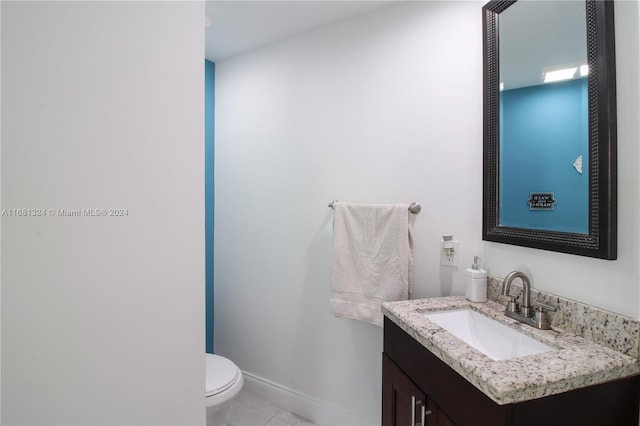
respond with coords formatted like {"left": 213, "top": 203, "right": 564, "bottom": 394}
{"left": 241, "top": 371, "right": 375, "bottom": 426}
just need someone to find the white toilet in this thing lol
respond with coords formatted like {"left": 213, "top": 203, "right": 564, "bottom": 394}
{"left": 206, "top": 354, "right": 244, "bottom": 426}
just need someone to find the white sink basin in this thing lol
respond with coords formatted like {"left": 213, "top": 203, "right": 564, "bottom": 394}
{"left": 424, "top": 309, "right": 555, "bottom": 361}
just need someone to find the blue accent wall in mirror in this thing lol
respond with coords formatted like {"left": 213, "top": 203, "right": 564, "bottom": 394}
{"left": 500, "top": 78, "right": 589, "bottom": 234}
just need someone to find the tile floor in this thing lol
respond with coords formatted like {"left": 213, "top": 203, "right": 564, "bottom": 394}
{"left": 224, "top": 389, "right": 316, "bottom": 426}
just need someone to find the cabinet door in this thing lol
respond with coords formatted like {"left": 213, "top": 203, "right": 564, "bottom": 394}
{"left": 425, "top": 400, "right": 456, "bottom": 426}
{"left": 382, "top": 354, "right": 429, "bottom": 426}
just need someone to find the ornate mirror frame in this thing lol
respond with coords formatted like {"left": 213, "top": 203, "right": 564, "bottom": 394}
{"left": 482, "top": 0, "right": 617, "bottom": 259}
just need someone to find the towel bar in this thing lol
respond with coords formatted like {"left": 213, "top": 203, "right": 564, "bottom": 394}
{"left": 328, "top": 200, "right": 421, "bottom": 214}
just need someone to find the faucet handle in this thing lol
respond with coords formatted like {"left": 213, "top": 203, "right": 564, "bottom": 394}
{"left": 533, "top": 303, "right": 556, "bottom": 330}
{"left": 506, "top": 295, "right": 519, "bottom": 313}
{"left": 534, "top": 302, "right": 556, "bottom": 313}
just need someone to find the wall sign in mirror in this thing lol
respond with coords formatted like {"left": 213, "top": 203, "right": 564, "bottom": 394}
{"left": 482, "top": 0, "right": 617, "bottom": 259}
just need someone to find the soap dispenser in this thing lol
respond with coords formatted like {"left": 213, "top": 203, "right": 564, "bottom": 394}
{"left": 465, "top": 256, "right": 487, "bottom": 302}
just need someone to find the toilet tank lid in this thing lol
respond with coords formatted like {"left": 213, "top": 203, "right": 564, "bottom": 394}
{"left": 206, "top": 354, "right": 240, "bottom": 396}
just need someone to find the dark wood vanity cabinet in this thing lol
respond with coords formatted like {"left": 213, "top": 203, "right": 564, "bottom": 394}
{"left": 383, "top": 354, "right": 455, "bottom": 426}
{"left": 382, "top": 318, "right": 640, "bottom": 426}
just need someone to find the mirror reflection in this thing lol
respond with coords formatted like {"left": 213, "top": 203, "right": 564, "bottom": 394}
{"left": 498, "top": 1, "right": 588, "bottom": 233}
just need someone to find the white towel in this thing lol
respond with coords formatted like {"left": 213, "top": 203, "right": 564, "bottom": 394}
{"left": 330, "top": 202, "right": 414, "bottom": 326}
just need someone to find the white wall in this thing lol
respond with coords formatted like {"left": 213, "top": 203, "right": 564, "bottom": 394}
{"left": 215, "top": 0, "right": 640, "bottom": 424}
{"left": 484, "top": 0, "right": 640, "bottom": 319}
{"left": 214, "top": 2, "right": 483, "bottom": 424}
{"left": 1, "top": 2, "right": 205, "bottom": 425}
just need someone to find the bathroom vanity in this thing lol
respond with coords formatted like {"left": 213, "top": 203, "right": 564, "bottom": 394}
{"left": 382, "top": 297, "right": 640, "bottom": 426}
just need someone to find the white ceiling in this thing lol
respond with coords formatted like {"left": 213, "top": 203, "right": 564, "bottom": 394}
{"left": 205, "top": 1, "right": 589, "bottom": 91}
{"left": 205, "top": 1, "right": 395, "bottom": 61}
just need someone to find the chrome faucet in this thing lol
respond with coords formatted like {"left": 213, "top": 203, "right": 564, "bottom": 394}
{"left": 502, "top": 271, "right": 555, "bottom": 330}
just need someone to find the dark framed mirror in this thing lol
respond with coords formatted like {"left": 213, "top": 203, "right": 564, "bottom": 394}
{"left": 482, "top": 0, "right": 617, "bottom": 259}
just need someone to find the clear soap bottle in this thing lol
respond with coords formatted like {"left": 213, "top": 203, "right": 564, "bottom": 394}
{"left": 465, "top": 256, "right": 487, "bottom": 302}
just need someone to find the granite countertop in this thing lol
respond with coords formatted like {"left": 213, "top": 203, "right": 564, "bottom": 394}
{"left": 382, "top": 296, "right": 640, "bottom": 405}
